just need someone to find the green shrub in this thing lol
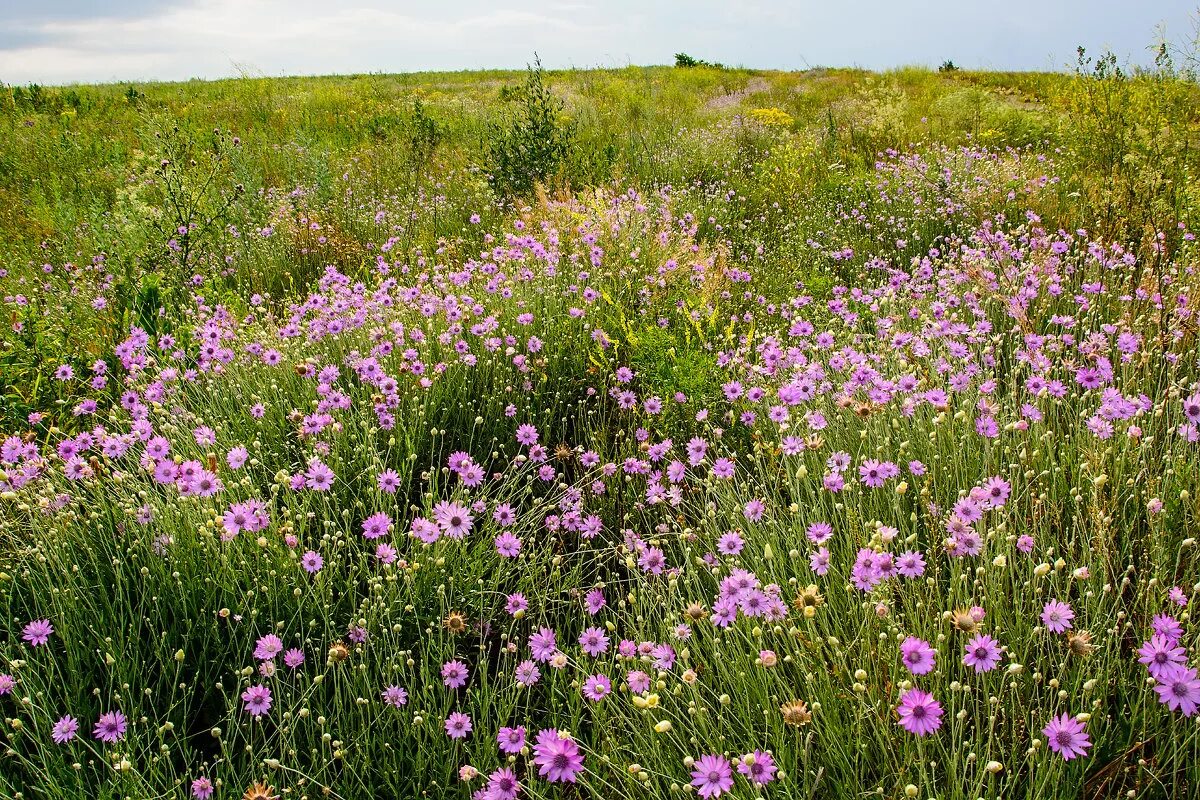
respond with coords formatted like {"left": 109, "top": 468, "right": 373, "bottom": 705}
{"left": 487, "top": 58, "right": 576, "bottom": 199}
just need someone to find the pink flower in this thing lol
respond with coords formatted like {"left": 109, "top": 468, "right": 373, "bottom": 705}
{"left": 445, "top": 711, "right": 472, "bottom": 739}
{"left": 1041, "top": 600, "right": 1075, "bottom": 633}
{"left": 582, "top": 674, "right": 612, "bottom": 701}
{"left": 23, "top": 619, "right": 53, "bottom": 647}
{"left": 242, "top": 684, "right": 272, "bottom": 717}
{"left": 93, "top": 710, "right": 127, "bottom": 743}
{"left": 896, "top": 688, "right": 942, "bottom": 736}
{"left": 497, "top": 725, "right": 526, "bottom": 754}
{"left": 441, "top": 660, "right": 469, "bottom": 689}
{"left": 1043, "top": 713, "right": 1090, "bottom": 760}
{"left": 191, "top": 777, "right": 214, "bottom": 799}
{"left": 532, "top": 729, "right": 584, "bottom": 782}
{"left": 381, "top": 685, "right": 408, "bottom": 708}
{"left": 1153, "top": 664, "right": 1200, "bottom": 716}
{"left": 737, "top": 750, "right": 777, "bottom": 785}
{"left": 52, "top": 715, "right": 79, "bottom": 744}
{"left": 962, "top": 634, "right": 1002, "bottom": 673}
{"left": 578, "top": 627, "right": 609, "bottom": 657}
{"left": 900, "top": 637, "right": 936, "bottom": 675}
{"left": 690, "top": 754, "right": 733, "bottom": 798}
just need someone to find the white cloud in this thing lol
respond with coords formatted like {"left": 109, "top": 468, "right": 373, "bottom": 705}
{"left": 0, "top": 0, "right": 1191, "bottom": 84}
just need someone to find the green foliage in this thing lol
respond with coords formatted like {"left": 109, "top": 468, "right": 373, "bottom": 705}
{"left": 487, "top": 58, "right": 576, "bottom": 198}
{"left": 1064, "top": 45, "right": 1200, "bottom": 247}
{"left": 675, "top": 52, "right": 725, "bottom": 69}
{"left": 406, "top": 99, "right": 442, "bottom": 167}
{"left": 626, "top": 323, "right": 721, "bottom": 415}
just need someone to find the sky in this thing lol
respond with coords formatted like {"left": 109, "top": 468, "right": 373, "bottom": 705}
{"left": 0, "top": 1, "right": 1195, "bottom": 86}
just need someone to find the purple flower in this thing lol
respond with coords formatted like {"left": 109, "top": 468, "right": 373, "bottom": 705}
{"left": 23, "top": 619, "right": 53, "bottom": 647}
{"left": 93, "top": 710, "right": 127, "bottom": 743}
{"left": 717, "top": 530, "right": 744, "bottom": 555}
{"left": 896, "top": 550, "right": 926, "bottom": 578}
{"left": 690, "top": 754, "right": 734, "bottom": 798}
{"left": 809, "top": 547, "right": 830, "bottom": 575}
{"left": 381, "top": 685, "right": 408, "bottom": 708}
{"left": 962, "top": 634, "right": 1002, "bottom": 673}
{"left": 1153, "top": 664, "right": 1200, "bottom": 716}
{"left": 737, "top": 750, "right": 777, "bottom": 785}
{"left": 743, "top": 498, "right": 766, "bottom": 522}
{"left": 254, "top": 634, "right": 284, "bottom": 661}
{"left": 361, "top": 512, "right": 391, "bottom": 539}
{"left": 584, "top": 589, "right": 606, "bottom": 615}
{"left": 434, "top": 501, "right": 474, "bottom": 539}
{"left": 900, "top": 637, "right": 936, "bottom": 675}
{"left": 532, "top": 729, "right": 584, "bottom": 782}
{"left": 506, "top": 593, "right": 528, "bottom": 616}
{"left": 191, "top": 777, "right": 214, "bottom": 799}
{"left": 1041, "top": 600, "right": 1075, "bottom": 633}
{"left": 305, "top": 460, "right": 335, "bottom": 491}
{"left": 445, "top": 711, "right": 472, "bottom": 739}
{"left": 1138, "top": 635, "right": 1187, "bottom": 679}
{"left": 377, "top": 469, "right": 401, "bottom": 493}
{"left": 806, "top": 522, "right": 833, "bottom": 544}
{"left": 515, "top": 660, "right": 541, "bottom": 687}
{"left": 52, "top": 714, "right": 79, "bottom": 744}
{"left": 1152, "top": 614, "right": 1183, "bottom": 642}
{"left": 582, "top": 674, "right": 612, "bottom": 701}
{"left": 578, "top": 626, "right": 609, "bottom": 657}
{"left": 242, "top": 684, "right": 272, "bottom": 717}
{"left": 441, "top": 660, "right": 469, "bottom": 689}
{"left": 497, "top": 725, "right": 526, "bottom": 754}
{"left": 485, "top": 767, "right": 520, "bottom": 800}
{"left": 896, "top": 688, "right": 942, "bottom": 736}
{"left": 1043, "top": 713, "right": 1090, "bottom": 760}
{"left": 494, "top": 531, "right": 522, "bottom": 557}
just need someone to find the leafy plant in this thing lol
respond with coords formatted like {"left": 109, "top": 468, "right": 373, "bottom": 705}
{"left": 675, "top": 52, "right": 725, "bottom": 69}
{"left": 487, "top": 57, "right": 576, "bottom": 199}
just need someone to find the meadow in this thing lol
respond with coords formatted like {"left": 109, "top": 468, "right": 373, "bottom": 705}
{"left": 2, "top": 46, "right": 1200, "bottom": 799}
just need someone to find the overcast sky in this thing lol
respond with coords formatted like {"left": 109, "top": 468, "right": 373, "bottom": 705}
{"left": 0, "top": 1, "right": 1195, "bottom": 85}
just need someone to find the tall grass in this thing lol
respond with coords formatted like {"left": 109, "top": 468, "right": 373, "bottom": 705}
{"left": 2, "top": 46, "right": 1200, "bottom": 800}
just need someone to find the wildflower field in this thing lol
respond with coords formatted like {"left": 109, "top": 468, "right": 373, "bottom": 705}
{"left": 2, "top": 50, "right": 1200, "bottom": 800}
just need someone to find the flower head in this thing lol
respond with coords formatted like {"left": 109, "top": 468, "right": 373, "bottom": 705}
{"left": 52, "top": 714, "right": 79, "bottom": 744}
{"left": 532, "top": 729, "right": 584, "bottom": 783}
{"left": 381, "top": 685, "right": 408, "bottom": 708}
{"left": 1041, "top": 600, "right": 1075, "bottom": 634}
{"left": 962, "top": 634, "right": 1002, "bottom": 673}
{"left": 191, "top": 777, "right": 214, "bottom": 799}
{"left": 93, "top": 710, "right": 127, "bottom": 743}
{"left": 1043, "top": 713, "right": 1091, "bottom": 760}
{"left": 1153, "top": 664, "right": 1200, "bottom": 717}
{"left": 900, "top": 636, "right": 936, "bottom": 675}
{"left": 690, "top": 754, "right": 734, "bottom": 798}
{"left": 23, "top": 619, "right": 53, "bottom": 647}
{"left": 242, "top": 684, "right": 273, "bottom": 717}
{"left": 445, "top": 711, "right": 472, "bottom": 739}
{"left": 896, "top": 688, "right": 943, "bottom": 736}
{"left": 737, "top": 750, "right": 777, "bottom": 785}
{"left": 497, "top": 725, "right": 526, "bottom": 754}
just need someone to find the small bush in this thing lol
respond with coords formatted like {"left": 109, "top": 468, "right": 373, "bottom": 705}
{"left": 487, "top": 58, "right": 575, "bottom": 199}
